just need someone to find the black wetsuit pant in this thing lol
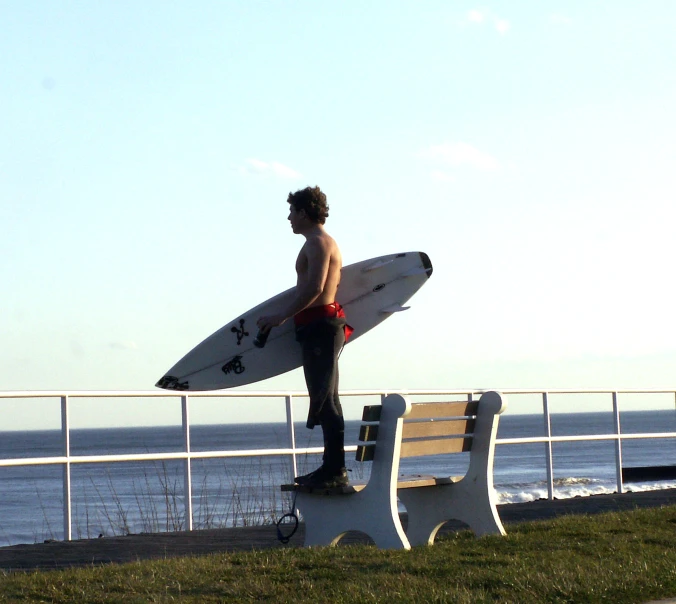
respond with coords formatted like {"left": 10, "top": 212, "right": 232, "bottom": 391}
{"left": 296, "top": 317, "right": 346, "bottom": 473}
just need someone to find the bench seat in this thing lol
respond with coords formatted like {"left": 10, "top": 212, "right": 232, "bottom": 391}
{"left": 281, "top": 474, "right": 465, "bottom": 496}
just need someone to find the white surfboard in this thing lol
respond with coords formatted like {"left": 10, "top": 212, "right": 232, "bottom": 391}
{"left": 156, "top": 251, "right": 433, "bottom": 391}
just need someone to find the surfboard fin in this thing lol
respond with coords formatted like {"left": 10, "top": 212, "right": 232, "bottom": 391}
{"left": 379, "top": 304, "right": 410, "bottom": 314}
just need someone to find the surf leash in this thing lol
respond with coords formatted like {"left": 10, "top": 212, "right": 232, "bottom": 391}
{"left": 276, "top": 489, "right": 299, "bottom": 544}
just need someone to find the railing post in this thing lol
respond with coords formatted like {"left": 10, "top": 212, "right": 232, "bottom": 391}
{"left": 61, "top": 395, "right": 72, "bottom": 541}
{"left": 285, "top": 395, "right": 297, "bottom": 479}
{"left": 182, "top": 395, "right": 193, "bottom": 531}
{"left": 543, "top": 392, "right": 554, "bottom": 500}
{"left": 613, "top": 391, "right": 624, "bottom": 494}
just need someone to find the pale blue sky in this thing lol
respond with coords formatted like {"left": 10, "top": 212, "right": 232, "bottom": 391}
{"left": 2, "top": 1, "right": 675, "bottom": 428}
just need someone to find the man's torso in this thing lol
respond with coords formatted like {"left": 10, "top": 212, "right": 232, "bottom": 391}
{"left": 296, "top": 233, "right": 342, "bottom": 308}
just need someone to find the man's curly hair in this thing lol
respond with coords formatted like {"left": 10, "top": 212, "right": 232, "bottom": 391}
{"left": 287, "top": 186, "right": 329, "bottom": 225}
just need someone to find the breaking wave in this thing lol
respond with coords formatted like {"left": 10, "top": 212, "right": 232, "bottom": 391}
{"left": 495, "top": 477, "right": 676, "bottom": 505}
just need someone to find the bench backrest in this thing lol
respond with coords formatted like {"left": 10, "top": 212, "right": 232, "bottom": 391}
{"left": 356, "top": 400, "right": 480, "bottom": 462}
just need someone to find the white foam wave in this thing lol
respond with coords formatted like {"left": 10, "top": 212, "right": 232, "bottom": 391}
{"left": 496, "top": 478, "right": 676, "bottom": 505}
{"left": 553, "top": 477, "right": 595, "bottom": 486}
{"left": 624, "top": 481, "right": 676, "bottom": 493}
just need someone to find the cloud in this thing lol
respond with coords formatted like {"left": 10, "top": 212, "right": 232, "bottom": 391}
{"left": 494, "top": 19, "right": 511, "bottom": 34}
{"left": 236, "top": 158, "right": 302, "bottom": 179}
{"left": 467, "top": 9, "right": 485, "bottom": 23}
{"left": 421, "top": 142, "right": 502, "bottom": 172}
{"left": 465, "top": 8, "right": 511, "bottom": 34}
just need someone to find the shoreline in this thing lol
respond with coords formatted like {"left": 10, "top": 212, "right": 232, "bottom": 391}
{"left": 1, "top": 488, "right": 675, "bottom": 572}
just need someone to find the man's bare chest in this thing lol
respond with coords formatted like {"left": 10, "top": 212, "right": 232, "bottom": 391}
{"left": 295, "top": 250, "right": 309, "bottom": 278}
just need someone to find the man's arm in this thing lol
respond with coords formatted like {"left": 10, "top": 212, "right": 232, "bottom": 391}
{"left": 257, "top": 238, "right": 330, "bottom": 332}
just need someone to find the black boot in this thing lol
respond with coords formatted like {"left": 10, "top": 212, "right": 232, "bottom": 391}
{"left": 295, "top": 465, "right": 348, "bottom": 488}
{"left": 294, "top": 466, "right": 326, "bottom": 485}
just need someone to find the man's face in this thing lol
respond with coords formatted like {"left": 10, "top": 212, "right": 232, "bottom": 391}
{"left": 288, "top": 204, "right": 306, "bottom": 234}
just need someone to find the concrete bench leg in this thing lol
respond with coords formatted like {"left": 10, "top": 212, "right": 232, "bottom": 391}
{"left": 399, "top": 482, "right": 505, "bottom": 546}
{"left": 295, "top": 490, "right": 411, "bottom": 550}
{"left": 398, "top": 390, "right": 507, "bottom": 546}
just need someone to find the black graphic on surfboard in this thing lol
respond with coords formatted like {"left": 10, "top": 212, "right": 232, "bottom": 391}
{"left": 222, "top": 355, "right": 245, "bottom": 375}
{"left": 156, "top": 376, "right": 190, "bottom": 391}
{"left": 231, "top": 319, "right": 249, "bottom": 345}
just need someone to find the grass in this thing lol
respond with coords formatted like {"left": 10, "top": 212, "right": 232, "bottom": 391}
{"left": 2, "top": 505, "right": 676, "bottom": 603}
{"left": 61, "top": 458, "right": 295, "bottom": 542}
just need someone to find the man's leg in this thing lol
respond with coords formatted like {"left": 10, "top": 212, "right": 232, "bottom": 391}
{"left": 296, "top": 320, "right": 347, "bottom": 486}
{"left": 320, "top": 409, "right": 345, "bottom": 472}
{"left": 319, "top": 359, "right": 345, "bottom": 473}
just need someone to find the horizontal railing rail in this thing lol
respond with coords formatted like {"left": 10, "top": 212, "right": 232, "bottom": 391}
{"left": 1, "top": 388, "right": 675, "bottom": 541}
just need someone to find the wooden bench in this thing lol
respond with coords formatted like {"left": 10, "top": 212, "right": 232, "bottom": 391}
{"left": 281, "top": 390, "right": 507, "bottom": 549}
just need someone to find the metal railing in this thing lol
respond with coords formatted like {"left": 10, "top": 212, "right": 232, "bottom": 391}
{"left": 1, "top": 388, "right": 675, "bottom": 541}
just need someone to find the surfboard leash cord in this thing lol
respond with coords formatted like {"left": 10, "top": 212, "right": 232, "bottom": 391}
{"left": 276, "top": 490, "right": 299, "bottom": 544}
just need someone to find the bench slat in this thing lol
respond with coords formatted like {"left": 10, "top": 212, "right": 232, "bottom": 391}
{"left": 406, "top": 401, "right": 478, "bottom": 419}
{"left": 359, "top": 424, "right": 379, "bottom": 442}
{"left": 401, "top": 435, "right": 472, "bottom": 457}
{"left": 359, "top": 435, "right": 473, "bottom": 461}
{"left": 396, "top": 475, "right": 464, "bottom": 489}
{"left": 362, "top": 405, "right": 382, "bottom": 421}
{"left": 282, "top": 476, "right": 466, "bottom": 494}
{"left": 403, "top": 418, "right": 475, "bottom": 439}
{"left": 281, "top": 482, "right": 367, "bottom": 494}
{"left": 356, "top": 444, "right": 376, "bottom": 462}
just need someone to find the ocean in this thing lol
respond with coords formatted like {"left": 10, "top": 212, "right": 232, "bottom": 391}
{"left": 1, "top": 410, "right": 675, "bottom": 547}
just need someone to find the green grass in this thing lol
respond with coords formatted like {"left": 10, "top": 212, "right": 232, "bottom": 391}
{"left": 2, "top": 506, "right": 676, "bottom": 603}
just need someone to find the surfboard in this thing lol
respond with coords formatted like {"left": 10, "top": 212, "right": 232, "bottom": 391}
{"left": 156, "top": 251, "right": 433, "bottom": 391}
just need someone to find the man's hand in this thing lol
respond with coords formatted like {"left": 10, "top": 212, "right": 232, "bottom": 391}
{"left": 257, "top": 314, "right": 287, "bottom": 333}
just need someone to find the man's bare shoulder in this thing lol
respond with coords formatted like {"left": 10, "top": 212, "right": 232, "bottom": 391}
{"left": 303, "top": 231, "right": 339, "bottom": 256}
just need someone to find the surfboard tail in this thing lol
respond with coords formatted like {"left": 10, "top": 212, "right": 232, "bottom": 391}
{"left": 156, "top": 375, "right": 190, "bottom": 391}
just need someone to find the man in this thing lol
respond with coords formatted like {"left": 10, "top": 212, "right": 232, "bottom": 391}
{"left": 257, "top": 186, "right": 351, "bottom": 489}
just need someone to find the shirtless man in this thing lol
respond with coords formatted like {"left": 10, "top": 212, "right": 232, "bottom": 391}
{"left": 257, "top": 186, "right": 351, "bottom": 488}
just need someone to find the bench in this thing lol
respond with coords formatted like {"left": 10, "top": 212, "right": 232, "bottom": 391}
{"left": 281, "top": 390, "right": 507, "bottom": 549}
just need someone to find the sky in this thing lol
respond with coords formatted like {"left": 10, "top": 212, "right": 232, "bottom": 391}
{"left": 2, "top": 1, "right": 676, "bottom": 429}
